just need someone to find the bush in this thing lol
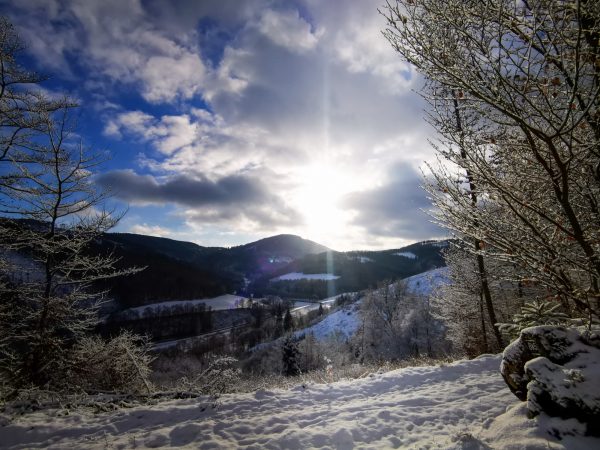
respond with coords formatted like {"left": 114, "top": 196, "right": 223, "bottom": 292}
{"left": 69, "top": 332, "right": 154, "bottom": 394}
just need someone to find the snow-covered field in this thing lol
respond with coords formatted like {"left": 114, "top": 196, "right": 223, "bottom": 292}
{"left": 2, "top": 355, "right": 595, "bottom": 449}
{"left": 118, "top": 294, "right": 248, "bottom": 317}
{"left": 271, "top": 272, "right": 340, "bottom": 281}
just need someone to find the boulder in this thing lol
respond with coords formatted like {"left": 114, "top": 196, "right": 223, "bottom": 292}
{"left": 500, "top": 326, "right": 600, "bottom": 435}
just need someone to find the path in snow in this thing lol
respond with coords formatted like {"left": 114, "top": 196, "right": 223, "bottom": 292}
{"left": 2, "top": 356, "right": 520, "bottom": 449}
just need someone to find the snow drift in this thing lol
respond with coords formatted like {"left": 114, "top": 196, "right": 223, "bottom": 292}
{"left": 2, "top": 355, "right": 598, "bottom": 449}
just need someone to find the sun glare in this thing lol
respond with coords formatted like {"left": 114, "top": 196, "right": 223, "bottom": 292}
{"left": 293, "top": 163, "right": 353, "bottom": 245}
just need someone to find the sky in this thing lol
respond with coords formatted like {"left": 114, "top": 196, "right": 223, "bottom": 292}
{"left": 2, "top": 0, "right": 444, "bottom": 251}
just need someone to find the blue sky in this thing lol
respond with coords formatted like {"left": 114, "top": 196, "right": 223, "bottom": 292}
{"left": 3, "top": 0, "right": 443, "bottom": 250}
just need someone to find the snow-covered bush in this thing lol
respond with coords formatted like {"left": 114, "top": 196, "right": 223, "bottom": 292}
{"left": 175, "top": 355, "right": 241, "bottom": 396}
{"left": 500, "top": 326, "right": 600, "bottom": 436}
{"left": 69, "top": 332, "right": 154, "bottom": 394}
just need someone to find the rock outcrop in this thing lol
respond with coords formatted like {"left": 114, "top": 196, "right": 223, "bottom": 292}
{"left": 500, "top": 326, "right": 600, "bottom": 435}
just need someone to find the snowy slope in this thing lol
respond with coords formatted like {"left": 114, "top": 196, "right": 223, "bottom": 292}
{"left": 2, "top": 355, "right": 595, "bottom": 449}
{"left": 294, "top": 303, "right": 361, "bottom": 340}
{"left": 290, "top": 266, "right": 449, "bottom": 342}
{"left": 404, "top": 266, "right": 449, "bottom": 297}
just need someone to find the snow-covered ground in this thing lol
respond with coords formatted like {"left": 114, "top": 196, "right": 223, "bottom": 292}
{"left": 271, "top": 272, "right": 340, "bottom": 281}
{"left": 351, "top": 256, "right": 373, "bottom": 263}
{"left": 394, "top": 251, "right": 417, "bottom": 259}
{"left": 294, "top": 303, "right": 361, "bottom": 341}
{"left": 290, "top": 267, "right": 448, "bottom": 342}
{"left": 2, "top": 355, "right": 595, "bottom": 449}
{"left": 291, "top": 293, "right": 353, "bottom": 316}
{"left": 118, "top": 294, "right": 248, "bottom": 317}
{"left": 404, "top": 266, "right": 449, "bottom": 297}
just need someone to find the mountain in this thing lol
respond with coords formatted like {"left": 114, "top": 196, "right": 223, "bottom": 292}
{"left": 2, "top": 218, "right": 446, "bottom": 307}
{"left": 94, "top": 233, "right": 332, "bottom": 307}
{"left": 250, "top": 240, "right": 448, "bottom": 299}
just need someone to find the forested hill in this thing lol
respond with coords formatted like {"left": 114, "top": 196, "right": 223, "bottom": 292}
{"left": 94, "top": 233, "right": 330, "bottom": 307}
{"left": 95, "top": 232, "right": 447, "bottom": 306}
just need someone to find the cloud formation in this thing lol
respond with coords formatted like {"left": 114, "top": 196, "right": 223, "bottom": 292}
{"left": 343, "top": 163, "right": 444, "bottom": 241}
{"left": 96, "top": 170, "right": 300, "bottom": 227}
{"left": 6, "top": 0, "right": 440, "bottom": 249}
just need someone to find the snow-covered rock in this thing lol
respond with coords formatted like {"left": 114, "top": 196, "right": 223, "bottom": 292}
{"left": 500, "top": 326, "right": 600, "bottom": 436}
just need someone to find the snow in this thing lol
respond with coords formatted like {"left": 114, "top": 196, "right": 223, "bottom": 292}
{"left": 271, "top": 272, "right": 340, "bottom": 281}
{"left": 119, "top": 294, "right": 248, "bottom": 317}
{"left": 480, "top": 402, "right": 595, "bottom": 449}
{"left": 404, "top": 266, "right": 449, "bottom": 296}
{"left": 294, "top": 304, "right": 361, "bottom": 340}
{"left": 291, "top": 294, "right": 350, "bottom": 315}
{"left": 394, "top": 251, "right": 417, "bottom": 259}
{"left": 3, "top": 355, "right": 595, "bottom": 449}
{"left": 352, "top": 256, "right": 373, "bottom": 263}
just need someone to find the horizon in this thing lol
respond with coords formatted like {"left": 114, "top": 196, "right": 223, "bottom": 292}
{"left": 108, "top": 229, "right": 446, "bottom": 253}
{"left": 3, "top": 0, "right": 445, "bottom": 251}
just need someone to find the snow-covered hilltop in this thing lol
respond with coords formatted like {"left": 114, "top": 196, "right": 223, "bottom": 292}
{"left": 2, "top": 355, "right": 596, "bottom": 449}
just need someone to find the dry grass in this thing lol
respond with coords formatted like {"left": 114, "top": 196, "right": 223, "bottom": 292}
{"left": 152, "top": 354, "right": 459, "bottom": 395}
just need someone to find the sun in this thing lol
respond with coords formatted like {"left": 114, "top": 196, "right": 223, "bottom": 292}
{"left": 292, "top": 163, "right": 353, "bottom": 245}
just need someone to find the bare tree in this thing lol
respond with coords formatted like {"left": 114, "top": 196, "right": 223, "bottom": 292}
{"left": 0, "top": 17, "right": 146, "bottom": 395}
{"left": 0, "top": 16, "right": 72, "bottom": 314}
{"left": 0, "top": 16, "right": 72, "bottom": 178}
{"left": 358, "top": 281, "right": 445, "bottom": 361}
{"left": 0, "top": 106, "right": 140, "bottom": 392}
{"left": 382, "top": 0, "right": 600, "bottom": 325}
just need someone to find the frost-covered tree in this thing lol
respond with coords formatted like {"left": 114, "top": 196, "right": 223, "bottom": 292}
{"left": 0, "top": 105, "right": 141, "bottom": 392}
{"left": 0, "top": 15, "right": 71, "bottom": 309}
{"left": 434, "top": 245, "right": 529, "bottom": 355}
{"left": 382, "top": 0, "right": 600, "bottom": 324}
{"left": 0, "top": 18, "right": 145, "bottom": 395}
{"left": 358, "top": 281, "right": 445, "bottom": 361}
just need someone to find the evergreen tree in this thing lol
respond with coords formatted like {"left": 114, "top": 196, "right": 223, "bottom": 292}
{"left": 283, "top": 308, "right": 293, "bottom": 332}
{"left": 281, "top": 335, "right": 300, "bottom": 376}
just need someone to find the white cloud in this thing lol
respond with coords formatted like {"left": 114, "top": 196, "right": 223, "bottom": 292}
{"left": 140, "top": 53, "right": 206, "bottom": 103}
{"left": 104, "top": 112, "right": 197, "bottom": 155}
{"left": 9, "top": 0, "right": 440, "bottom": 250}
{"left": 257, "top": 9, "right": 322, "bottom": 53}
{"left": 129, "top": 223, "right": 172, "bottom": 237}
{"left": 9, "top": 0, "right": 208, "bottom": 104}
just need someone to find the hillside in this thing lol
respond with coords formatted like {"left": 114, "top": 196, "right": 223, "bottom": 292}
{"left": 252, "top": 240, "right": 447, "bottom": 299}
{"left": 2, "top": 355, "right": 595, "bottom": 449}
{"left": 95, "top": 233, "right": 332, "bottom": 307}
{"left": 93, "top": 232, "right": 447, "bottom": 306}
